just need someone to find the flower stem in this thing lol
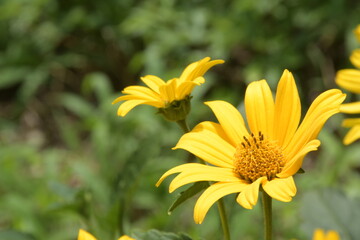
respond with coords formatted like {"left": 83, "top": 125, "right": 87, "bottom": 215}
{"left": 176, "top": 118, "right": 231, "bottom": 240}
{"left": 217, "top": 198, "right": 231, "bottom": 240}
{"left": 262, "top": 191, "right": 272, "bottom": 240}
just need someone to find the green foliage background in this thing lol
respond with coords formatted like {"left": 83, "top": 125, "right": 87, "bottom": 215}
{"left": 1, "top": 0, "right": 360, "bottom": 239}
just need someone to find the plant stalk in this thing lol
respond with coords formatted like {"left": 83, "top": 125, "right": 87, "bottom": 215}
{"left": 262, "top": 191, "right": 272, "bottom": 240}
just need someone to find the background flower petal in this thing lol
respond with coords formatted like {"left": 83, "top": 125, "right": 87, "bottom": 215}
{"left": 116, "top": 99, "right": 162, "bottom": 116}
{"left": 340, "top": 102, "right": 360, "bottom": 114}
{"left": 343, "top": 125, "right": 360, "bottom": 145}
{"left": 335, "top": 69, "right": 360, "bottom": 94}
{"left": 350, "top": 49, "right": 360, "bottom": 69}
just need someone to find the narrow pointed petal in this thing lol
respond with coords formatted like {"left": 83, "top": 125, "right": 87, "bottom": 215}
{"left": 342, "top": 118, "right": 360, "bottom": 127}
{"left": 194, "top": 182, "right": 247, "bottom": 224}
{"left": 350, "top": 49, "right": 360, "bottom": 69}
{"left": 343, "top": 125, "right": 360, "bottom": 145}
{"left": 176, "top": 81, "right": 198, "bottom": 100}
{"left": 278, "top": 139, "right": 320, "bottom": 178}
{"left": 179, "top": 57, "right": 224, "bottom": 83}
{"left": 335, "top": 69, "right": 360, "bottom": 94}
{"left": 141, "top": 75, "right": 165, "bottom": 93}
{"left": 173, "top": 128, "right": 235, "bottom": 168}
{"left": 121, "top": 86, "right": 162, "bottom": 101}
{"left": 274, "top": 70, "right": 301, "bottom": 148}
{"left": 262, "top": 177, "right": 296, "bottom": 202}
{"left": 205, "top": 101, "right": 249, "bottom": 146}
{"left": 340, "top": 102, "right": 360, "bottom": 114}
{"left": 168, "top": 165, "right": 240, "bottom": 192}
{"left": 117, "top": 99, "right": 161, "bottom": 116}
{"left": 192, "top": 121, "right": 232, "bottom": 143}
{"left": 78, "top": 229, "right": 97, "bottom": 240}
{"left": 159, "top": 78, "right": 177, "bottom": 103}
{"left": 156, "top": 163, "right": 204, "bottom": 187}
{"left": 245, "top": 80, "right": 275, "bottom": 139}
{"left": 285, "top": 89, "right": 345, "bottom": 159}
{"left": 236, "top": 177, "right": 266, "bottom": 209}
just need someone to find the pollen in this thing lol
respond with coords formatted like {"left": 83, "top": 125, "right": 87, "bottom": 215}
{"left": 233, "top": 132, "right": 285, "bottom": 182}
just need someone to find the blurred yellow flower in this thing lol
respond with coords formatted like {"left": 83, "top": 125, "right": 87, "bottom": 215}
{"left": 112, "top": 57, "right": 224, "bottom": 120}
{"left": 313, "top": 229, "right": 340, "bottom": 240}
{"left": 157, "top": 70, "right": 345, "bottom": 224}
{"left": 77, "top": 229, "right": 135, "bottom": 240}
{"left": 354, "top": 24, "right": 360, "bottom": 42}
{"left": 335, "top": 25, "right": 360, "bottom": 144}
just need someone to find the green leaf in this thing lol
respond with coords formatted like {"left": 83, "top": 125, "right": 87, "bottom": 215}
{"left": 300, "top": 188, "right": 360, "bottom": 240}
{"left": 168, "top": 181, "right": 208, "bottom": 215}
{"left": 132, "top": 229, "right": 192, "bottom": 240}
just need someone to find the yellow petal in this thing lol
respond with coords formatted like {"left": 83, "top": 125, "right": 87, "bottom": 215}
{"left": 285, "top": 89, "right": 345, "bottom": 159}
{"left": 78, "top": 229, "right": 97, "bottom": 240}
{"left": 159, "top": 78, "right": 177, "bottom": 103}
{"left": 325, "top": 231, "right": 340, "bottom": 240}
{"left": 343, "top": 124, "right": 360, "bottom": 145}
{"left": 313, "top": 229, "right": 325, "bottom": 240}
{"left": 176, "top": 81, "right": 199, "bottom": 100}
{"left": 194, "top": 182, "right": 247, "bottom": 224}
{"left": 156, "top": 163, "right": 202, "bottom": 187}
{"left": 278, "top": 139, "right": 320, "bottom": 178}
{"left": 342, "top": 118, "right": 360, "bottom": 127}
{"left": 192, "top": 121, "right": 231, "bottom": 142}
{"left": 350, "top": 49, "right": 360, "bottom": 69}
{"left": 262, "top": 177, "right": 296, "bottom": 202}
{"left": 121, "top": 85, "right": 162, "bottom": 101}
{"left": 236, "top": 177, "right": 266, "bottom": 209}
{"left": 340, "top": 102, "right": 360, "bottom": 114}
{"left": 205, "top": 101, "right": 249, "bottom": 146}
{"left": 116, "top": 99, "right": 162, "bottom": 116}
{"left": 173, "top": 128, "right": 235, "bottom": 168}
{"left": 193, "top": 76, "right": 205, "bottom": 85}
{"left": 179, "top": 57, "right": 224, "bottom": 83}
{"left": 245, "top": 80, "right": 275, "bottom": 139}
{"left": 118, "top": 236, "right": 135, "bottom": 240}
{"left": 335, "top": 69, "right": 360, "bottom": 94}
{"left": 141, "top": 75, "right": 165, "bottom": 93}
{"left": 168, "top": 165, "right": 240, "bottom": 193}
{"left": 273, "top": 70, "right": 301, "bottom": 148}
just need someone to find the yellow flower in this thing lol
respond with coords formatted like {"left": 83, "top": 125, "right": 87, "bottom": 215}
{"left": 157, "top": 70, "right": 345, "bottom": 224}
{"left": 354, "top": 24, "right": 360, "bottom": 42}
{"left": 335, "top": 26, "right": 360, "bottom": 145}
{"left": 112, "top": 57, "right": 224, "bottom": 120}
{"left": 77, "top": 229, "right": 135, "bottom": 240}
{"left": 313, "top": 229, "right": 340, "bottom": 240}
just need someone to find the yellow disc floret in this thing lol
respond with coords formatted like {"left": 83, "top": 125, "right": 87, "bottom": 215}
{"left": 234, "top": 132, "right": 285, "bottom": 182}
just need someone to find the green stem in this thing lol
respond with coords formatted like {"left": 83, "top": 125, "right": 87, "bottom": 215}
{"left": 262, "top": 191, "right": 272, "bottom": 240}
{"left": 176, "top": 118, "right": 231, "bottom": 240}
{"left": 217, "top": 198, "right": 231, "bottom": 240}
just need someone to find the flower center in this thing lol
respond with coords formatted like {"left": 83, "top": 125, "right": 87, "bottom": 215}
{"left": 233, "top": 132, "right": 285, "bottom": 182}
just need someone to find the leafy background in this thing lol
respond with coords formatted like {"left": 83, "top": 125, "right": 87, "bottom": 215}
{"left": 1, "top": 0, "right": 360, "bottom": 239}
